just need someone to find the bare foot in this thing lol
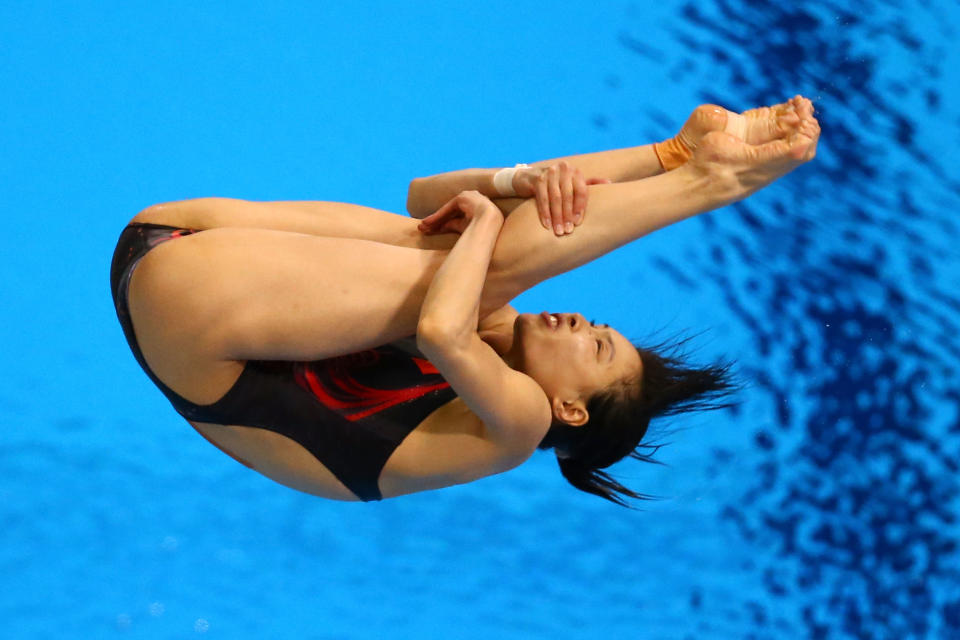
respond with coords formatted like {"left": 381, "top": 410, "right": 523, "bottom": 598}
{"left": 686, "top": 104, "right": 820, "bottom": 201}
{"left": 655, "top": 96, "right": 810, "bottom": 171}
{"left": 737, "top": 95, "right": 808, "bottom": 145}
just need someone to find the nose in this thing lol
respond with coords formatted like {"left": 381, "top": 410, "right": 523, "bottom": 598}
{"left": 561, "top": 313, "right": 585, "bottom": 331}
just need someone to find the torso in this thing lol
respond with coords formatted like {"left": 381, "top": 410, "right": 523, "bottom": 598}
{"left": 187, "top": 396, "right": 487, "bottom": 501}
{"left": 124, "top": 207, "right": 522, "bottom": 501}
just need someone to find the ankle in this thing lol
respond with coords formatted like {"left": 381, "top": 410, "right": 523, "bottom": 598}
{"left": 653, "top": 136, "right": 693, "bottom": 172}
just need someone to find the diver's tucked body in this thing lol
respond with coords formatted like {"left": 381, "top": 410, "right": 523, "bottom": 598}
{"left": 111, "top": 96, "right": 820, "bottom": 506}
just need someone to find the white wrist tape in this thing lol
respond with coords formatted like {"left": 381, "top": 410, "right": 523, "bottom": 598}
{"left": 493, "top": 163, "right": 530, "bottom": 197}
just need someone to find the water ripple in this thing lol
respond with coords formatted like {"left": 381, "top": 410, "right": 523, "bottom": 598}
{"left": 620, "top": 1, "right": 960, "bottom": 638}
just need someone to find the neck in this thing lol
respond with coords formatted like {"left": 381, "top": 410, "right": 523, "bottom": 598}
{"left": 479, "top": 329, "right": 518, "bottom": 366}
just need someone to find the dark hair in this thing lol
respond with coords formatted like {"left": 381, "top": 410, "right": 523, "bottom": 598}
{"left": 537, "top": 329, "right": 744, "bottom": 508}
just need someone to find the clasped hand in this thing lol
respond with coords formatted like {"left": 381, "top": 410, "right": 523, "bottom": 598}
{"left": 417, "top": 190, "right": 503, "bottom": 236}
{"left": 512, "top": 162, "right": 611, "bottom": 237}
{"left": 418, "top": 163, "right": 611, "bottom": 238}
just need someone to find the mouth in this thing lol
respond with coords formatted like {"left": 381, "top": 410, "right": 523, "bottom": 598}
{"left": 540, "top": 311, "right": 559, "bottom": 330}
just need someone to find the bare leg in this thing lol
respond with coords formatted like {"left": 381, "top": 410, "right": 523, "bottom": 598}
{"left": 133, "top": 138, "right": 677, "bottom": 247}
{"left": 480, "top": 169, "right": 724, "bottom": 313}
{"left": 132, "top": 101, "right": 822, "bottom": 404}
{"left": 132, "top": 198, "right": 458, "bottom": 251}
{"left": 129, "top": 98, "right": 812, "bottom": 370}
{"left": 131, "top": 163, "right": 726, "bottom": 377}
{"left": 410, "top": 99, "right": 801, "bottom": 218}
{"left": 124, "top": 100, "right": 817, "bottom": 502}
{"left": 133, "top": 98, "right": 801, "bottom": 248}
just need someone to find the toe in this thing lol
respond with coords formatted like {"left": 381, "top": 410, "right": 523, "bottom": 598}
{"left": 744, "top": 107, "right": 792, "bottom": 145}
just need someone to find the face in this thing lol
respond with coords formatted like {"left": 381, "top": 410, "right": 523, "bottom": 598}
{"left": 506, "top": 312, "right": 644, "bottom": 426}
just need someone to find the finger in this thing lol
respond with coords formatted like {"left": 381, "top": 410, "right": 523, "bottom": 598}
{"left": 548, "top": 166, "right": 563, "bottom": 236}
{"left": 422, "top": 196, "right": 464, "bottom": 230}
{"left": 430, "top": 197, "right": 459, "bottom": 222}
{"left": 561, "top": 168, "right": 575, "bottom": 234}
{"left": 573, "top": 171, "right": 588, "bottom": 226}
{"left": 536, "top": 175, "right": 551, "bottom": 230}
{"left": 418, "top": 217, "right": 442, "bottom": 234}
{"left": 417, "top": 213, "right": 440, "bottom": 231}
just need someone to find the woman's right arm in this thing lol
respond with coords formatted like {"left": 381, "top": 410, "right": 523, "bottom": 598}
{"left": 407, "top": 163, "right": 610, "bottom": 237}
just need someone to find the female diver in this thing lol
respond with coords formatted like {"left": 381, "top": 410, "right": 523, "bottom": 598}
{"left": 110, "top": 96, "right": 820, "bottom": 506}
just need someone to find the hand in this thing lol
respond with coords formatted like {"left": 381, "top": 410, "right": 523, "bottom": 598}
{"left": 511, "top": 161, "right": 611, "bottom": 237}
{"left": 417, "top": 190, "right": 503, "bottom": 235}
{"left": 686, "top": 96, "right": 820, "bottom": 200}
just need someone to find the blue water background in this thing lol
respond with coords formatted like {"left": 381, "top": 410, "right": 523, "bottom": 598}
{"left": 2, "top": 2, "right": 959, "bottom": 638}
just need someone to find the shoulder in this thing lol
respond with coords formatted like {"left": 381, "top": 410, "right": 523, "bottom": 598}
{"left": 418, "top": 331, "right": 551, "bottom": 452}
{"left": 380, "top": 395, "right": 539, "bottom": 498}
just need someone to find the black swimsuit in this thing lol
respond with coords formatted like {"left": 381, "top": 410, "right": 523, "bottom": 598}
{"left": 110, "top": 223, "right": 457, "bottom": 501}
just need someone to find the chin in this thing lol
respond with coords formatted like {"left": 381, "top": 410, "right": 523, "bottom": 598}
{"left": 513, "top": 313, "right": 536, "bottom": 337}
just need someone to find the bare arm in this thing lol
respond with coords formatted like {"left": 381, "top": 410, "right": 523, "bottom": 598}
{"left": 417, "top": 193, "right": 503, "bottom": 343}
{"left": 407, "top": 169, "right": 502, "bottom": 220}
{"left": 184, "top": 101, "right": 817, "bottom": 369}
{"left": 406, "top": 143, "right": 663, "bottom": 221}
{"left": 417, "top": 192, "right": 551, "bottom": 450}
{"left": 528, "top": 144, "right": 663, "bottom": 182}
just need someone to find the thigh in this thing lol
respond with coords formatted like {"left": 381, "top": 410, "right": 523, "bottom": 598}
{"left": 128, "top": 226, "right": 448, "bottom": 403}
{"left": 133, "top": 197, "right": 457, "bottom": 250}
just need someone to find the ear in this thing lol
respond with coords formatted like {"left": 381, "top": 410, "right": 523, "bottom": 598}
{"left": 551, "top": 396, "right": 589, "bottom": 427}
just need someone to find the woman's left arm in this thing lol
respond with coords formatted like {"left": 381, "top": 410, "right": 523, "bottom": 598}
{"left": 416, "top": 191, "right": 504, "bottom": 343}
{"left": 416, "top": 191, "right": 551, "bottom": 451}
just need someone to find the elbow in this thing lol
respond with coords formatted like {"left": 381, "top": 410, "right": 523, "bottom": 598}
{"left": 406, "top": 178, "right": 428, "bottom": 219}
{"left": 416, "top": 318, "right": 470, "bottom": 355}
{"left": 415, "top": 318, "right": 449, "bottom": 354}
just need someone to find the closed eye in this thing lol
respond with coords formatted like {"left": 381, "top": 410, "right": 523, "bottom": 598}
{"left": 591, "top": 320, "right": 613, "bottom": 362}
{"left": 591, "top": 320, "right": 603, "bottom": 356}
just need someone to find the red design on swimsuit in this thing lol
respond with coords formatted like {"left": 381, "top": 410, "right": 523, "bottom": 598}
{"left": 412, "top": 357, "right": 440, "bottom": 375}
{"left": 293, "top": 350, "right": 450, "bottom": 422}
